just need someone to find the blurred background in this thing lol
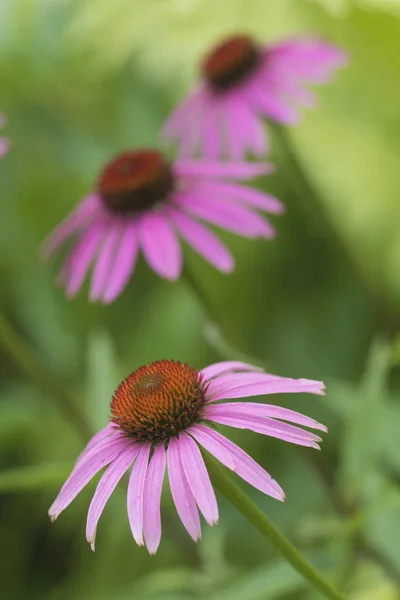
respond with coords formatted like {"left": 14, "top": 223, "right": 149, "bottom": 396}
{"left": 1, "top": 0, "right": 400, "bottom": 598}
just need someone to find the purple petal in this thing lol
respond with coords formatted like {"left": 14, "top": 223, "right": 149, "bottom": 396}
{"left": 143, "top": 444, "right": 166, "bottom": 554}
{"left": 174, "top": 160, "right": 273, "bottom": 180}
{"left": 200, "top": 361, "right": 262, "bottom": 381}
{"left": 189, "top": 424, "right": 285, "bottom": 501}
{"left": 229, "top": 97, "right": 268, "bottom": 156}
{"left": 194, "top": 181, "right": 285, "bottom": 215}
{"left": 168, "top": 208, "right": 234, "bottom": 273}
{"left": 204, "top": 407, "right": 322, "bottom": 449}
{"left": 90, "top": 221, "right": 122, "bottom": 302}
{"left": 177, "top": 192, "right": 275, "bottom": 239}
{"left": 178, "top": 433, "right": 218, "bottom": 526}
{"left": 207, "top": 372, "right": 326, "bottom": 401}
{"left": 205, "top": 402, "right": 327, "bottom": 432}
{"left": 225, "top": 95, "right": 249, "bottom": 160}
{"left": 86, "top": 443, "right": 141, "bottom": 550}
{"left": 0, "top": 136, "right": 10, "bottom": 158}
{"left": 138, "top": 212, "right": 182, "bottom": 280}
{"left": 127, "top": 443, "right": 151, "bottom": 546}
{"left": 40, "top": 195, "right": 101, "bottom": 259}
{"left": 168, "top": 437, "right": 202, "bottom": 542}
{"left": 101, "top": 221, "right": 139, "bottom": 304}
{"left": 203, "top": 102, "right": 221, "bottom": 160}
{"left": 48, "top": 437, "right": 129, "bottom": 520}
{"left": 65, "top": 221, "right": 107, "bottom": 298}
{"left": 248, "top": 82, "right": 300, "bottom": 125}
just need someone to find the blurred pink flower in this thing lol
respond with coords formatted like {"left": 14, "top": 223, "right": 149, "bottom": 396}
{"left": 49, "top": 360, "right": 326, "bottom": 554}
{"left": 162, "top": 35, "right": 347, "bottom": 160}
{"left": 0, "top": 114, "right": 10, "bottom": 158}
{"left": 42, "top": 150, "right": 283, "bottom": 303}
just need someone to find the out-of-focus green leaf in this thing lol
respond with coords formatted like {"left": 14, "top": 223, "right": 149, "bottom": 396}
{"left": 0, "top": 463, "right": 70, "bottom": 492}
{"left": 86, "top": 328, "right": 120, "bottom": 430}
{"left": 209, "top": 560, "right": 306, "bottom": 600}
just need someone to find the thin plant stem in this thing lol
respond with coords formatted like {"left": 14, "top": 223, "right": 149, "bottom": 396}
{"left": 205, "top": 455, "right": 348, "bottom": 600}
{"left": 0, "top": 312, "right": 92, "bottom": 441}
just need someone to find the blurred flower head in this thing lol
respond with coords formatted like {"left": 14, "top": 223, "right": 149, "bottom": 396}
{"left": 162, "top": 35, "right": 347, "bottom": 160}
{"left": 0, "top": 114, "right": 10, "bottom": 158}
{"left": 41, "top": 149, "right": 283, "bottom": 303}
{"left": 49, "top": 359, "right": 326, "bottom": 554}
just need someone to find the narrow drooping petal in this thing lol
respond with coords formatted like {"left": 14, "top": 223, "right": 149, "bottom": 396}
{"left": 207, "top": 372, "right": 326, "bottom": 401}
{"left": 204, "top": 402, "right": 327, "bottom": 432}
{"left": 143, "top": 444, "right": 166, "bottom": 554}
{"left": 0, "top": 137, "right": 10, "bottom": 158}
{"left": 195, "top": 181, "right": 284, "bottom": 214}
{"left": 75, "top": 424, "right": 123, "bottom": 467}
{"left": 86, "top": 443, "right": 141, "bottom": 550}
{"left": 189, "top": 424, "right": 285, "bottom": 501}
{"left": 168, "top": 437, "right": 202, "bottom": 541}
{"left": 65, "top": 221, "right": 106, "bottom": 297}
{"left": 177, "top": 193, "right": 275, "bottom": 239}
{"left": 229, "top": 98, "right": 268, "bottom": 155}
{"left": 203, "top": 102, "right": 221, "bottom": 160}
{"left": 127, "top": 443, "right": 151, "bottom": 546}
{"left": 179, "top": 433, "right": 218, "bottom": 526}
{"left": 174, "top": 160, "right": 273, "bottom": 180}
{"left": 101, "top": 222, "right": 139, "bottom": 304}
{"left": 138, "top": 212, "right": 182, "bottom": 280}
{"left": 200, "top": 361, "right": 262, "bottom": 381}
{"left": 168, "top": 208, "right": 234, "bottom": 273}
{"left": 49, "top": 437, "right": 129, "bottom": 520}
{"left": 41, "top": 195, "right": 100, "bottom": 259}
{"left": 90, "top": 221, "right": 122, "bottom": 301}
{"left": 204, "top": 406, "right": 322, "bottom": 449}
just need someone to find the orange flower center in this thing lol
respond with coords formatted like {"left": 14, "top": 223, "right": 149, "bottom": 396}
{"left": 202, "top": 35, "right": 260, "bottom": 92}
{"left": 110, "top": 360, "right": 208, "bottom": 441}
{"left": 98, "top": 150, "right": 174, "bottom": 214}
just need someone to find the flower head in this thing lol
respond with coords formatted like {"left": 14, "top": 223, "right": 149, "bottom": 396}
{"left": 0, "top": 114, "right": 10, "bottom": 159}
{"left": 41, "top": 149, "right": 283, "bottom": 303}
{"left": 162, "top": 34, "right": 348, "bottom": 160}
{"left": 49, "top": 360, "right": 326, "bottom": 554}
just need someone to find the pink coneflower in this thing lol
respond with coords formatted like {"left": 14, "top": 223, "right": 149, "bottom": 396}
{"left": 49, "top": 360, "right": 326, "bottom": 554}
{"left": 41, "top": 150, "right": 283, "bottom": 303}
{"left": 0, "top": 114, "right": 10, "bottom": 158}
{"left": 162, "top": 35, "right": 347, "bottom": 160}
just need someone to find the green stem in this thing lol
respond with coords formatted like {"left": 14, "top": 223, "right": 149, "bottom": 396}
{"left": 0, "top": 312, "right": 92, "bottom": 441}
{"left": 205, "top": 455, "right": 347, "bottom": 600}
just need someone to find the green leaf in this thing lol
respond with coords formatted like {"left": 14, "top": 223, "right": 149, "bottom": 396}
{"left": 0, "top": 463, "right": 71, "bottom": 493}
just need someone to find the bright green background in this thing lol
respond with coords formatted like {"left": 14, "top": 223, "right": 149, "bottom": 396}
{"left": 1, "top": 1, "right": 400, "bottom": 598}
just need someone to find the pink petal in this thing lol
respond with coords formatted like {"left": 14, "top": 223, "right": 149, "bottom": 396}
{"left": 189, "top": 424, "right": 285, "bottom": 501}
{"left": 229, "top": 97, "right": 268, "bottom": 156}
{"left": 204, "top": 407, "right": 322, "bottom": 449}
{"left": 200, "top": 361, "right": 262, "bottom": 381}
{"left": 202, "top": 102, "right": 221, "bottom": 160}
{"left": 86, "top": 443, "right": 141, "bottom": 550}
{"left": 178, "top": 433, "right": 218, "bottom": 526}
{"left": 65, "top": 221, "right": 107, "bottom": 298}
{"left": 174, "top": 160, "right": 273, "bottom": 180}
{"left": 225, "top": 95, "right": 249, "bottom": 160}
{"left": 138, "top": 212, "right": 182, "bottom": 280}
{"left": 167, "top": 437, "right": 201, "bottom": 542}
{"left": 101, "top": 221, "right": 139, "bottom": 304}
{"left": 90, "top": 221, "right": 122, "bottom": 302}
{"left": 40, "top": 195, "right": 101, "bottom": 259}
{"left": 205, "top": 402, "right": 327, "bottom": 432}
{"left": 162, "top": 88, "right": 206, "bottom": 138}
{"left": 192, "top": 180, "right": 284, "bottom": 215}
{"left": 248, "top": 82, "right": 300, "bottom": 125}
{"left": 177, "top": 192, "right": 275, "bottom": 239}
{"left": 75, "top": 425, "right": 123, "bottom": 467}
{"left": 168, "top": 208, "right": 234, "bottom": 273}
{"left": 207, "top": 372, "right": 326, "bottom": 401}
{"left": 127, "top": 444, "right": 151, "bottom": 546}
{"left": 0, "top": 136, "right": 10, "bottom": 158}
{"left": 48, "top": 437, "right": 129, "bottom": 520}
{"left": 143, "top": 444, "right": 166, "bottom": 554}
